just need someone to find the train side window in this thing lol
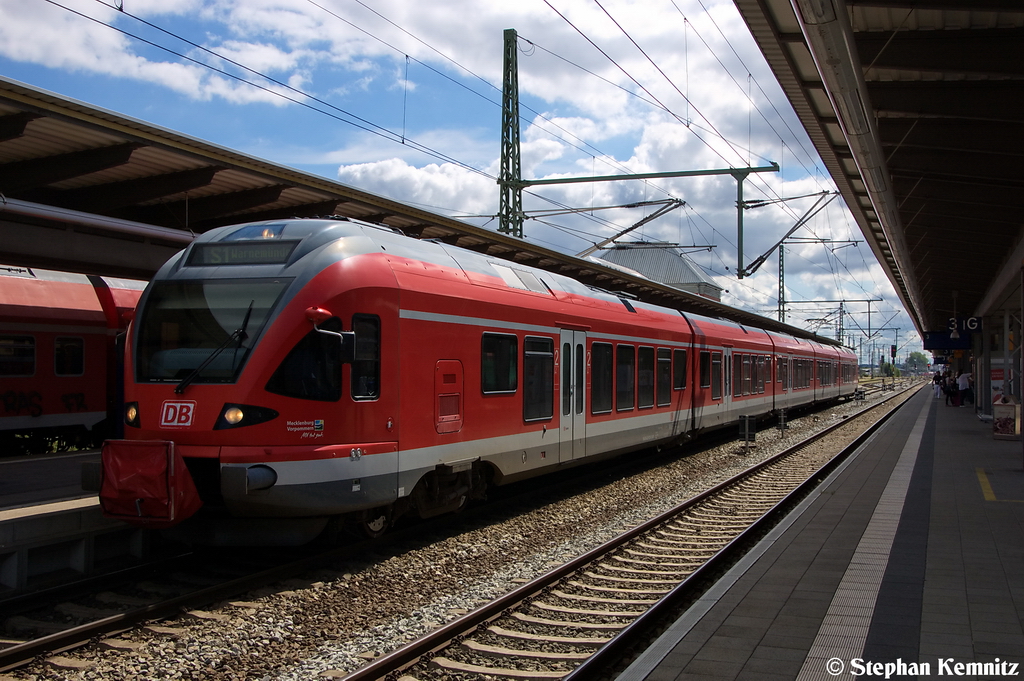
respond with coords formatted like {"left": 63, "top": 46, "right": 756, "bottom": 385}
{"left": 351, "top": 314, "right": 380, "bottom": 400}
{"left": 591, "top": 342, "right": 613, "bottom": 414}
{"left": 559, "top": 339, "right": 585, "bottom": 416}
{"left": 732, "top": 354, "right": 743, "bottom": 397}
{"left": 266, "top": 318, "right": 343, "bottom": 401}
{"left": 711, "top": 352, "right": 723, "bottom": 400}
{"left": 742, "top": 354, "right": 751, "bottom": 395}
{"left": 699, "top": 350, "right": 711, "bottom": 389}
{"left": 0, "top": 335, "right": 35, "bottom": 377}
{"left": 757, "top": 356, "right": 766, "bottom": 393}
{"left": 562, "top": 342, "right": 572, "bottom": 416}
{"left": 575, "top": 344, "right": 585, "bottom": 415}
{"left": 638, "top": 347, "right": 655, "bottom": 409}
{"left": 673, "top": 349, "right": 687, "bottom": 390}
{"left": 523, "top": 336, "right": 554, "bottom": 421}
{"left": 656, "top": 348, "right": 672, "bottom": 407}
{"left": 482, "top": 333, "right": 517, "bottom": 394}
{"left": 55, "top": 337, "right": 85, "bottom": 376}
{"left": 795, "top": 358, "right": 810, "bottom": 389}
{"left": 616, "top": 344, "right": 635, "bottom": 411}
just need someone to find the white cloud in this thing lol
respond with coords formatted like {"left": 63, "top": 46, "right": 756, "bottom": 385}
{"left": 337, "top": 158, "right": 495, "bottom": 219}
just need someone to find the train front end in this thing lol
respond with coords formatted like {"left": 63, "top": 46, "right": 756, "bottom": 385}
{"left": 92, "top": 219, "right": 397, "bottom": 545}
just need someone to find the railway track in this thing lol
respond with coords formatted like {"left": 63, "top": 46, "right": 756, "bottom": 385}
{"left": 333, "top": 384, "right": 919, "bottom": 681}
{"left": 0, "top": 384, "right": 918, "bottom": 678}
{"left": 0, "top": 545, "right": 330, "bottom": 673}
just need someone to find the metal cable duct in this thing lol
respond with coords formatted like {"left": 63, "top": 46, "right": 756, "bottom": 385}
{"left": 790, "top": 0, "right": 926, "bottom": 331}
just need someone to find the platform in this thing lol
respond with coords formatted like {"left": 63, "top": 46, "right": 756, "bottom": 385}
{"left": 0, "top": 451, "right": 147, "bottom": 594}
{"left": 0, "top": 450, "right": 97, "bottom": 511}
{"left": 618, "top": 385, "right": 1024, "bottom": 680}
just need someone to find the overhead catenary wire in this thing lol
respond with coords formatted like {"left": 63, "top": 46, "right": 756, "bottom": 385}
{"left": 542, "top": 0, "right": 739, "bottom": 170}
{"left": 308, "top": 0, "right": 660, "bottom": 183}
{"left": 65, "top": 0, "right": 903, "bottom": 335}
{"left": 583, "top": 0, "right": 833, "bottom": 222}
{"left": 65, "top": 0, "right": 635, "bottom": 249}
{"left": 680, "top": 0, "right": 826, "bottom": 180}
{"left": 303, "top": 0, "right": 702, "bottom": 243}
{"left": 71, "top": 0, "right": 490, "bottom": 177}
{"left": 98, "top": 0, "right": 794, "bottom": 264}
{"left": 351, "top": 0, "right": 848, "bottom": 296}
{"left": 79, "top": 0, "right": 643, "bottom": 252}
{"left": 538, "top": 0, "right": 860, "bottom": 311}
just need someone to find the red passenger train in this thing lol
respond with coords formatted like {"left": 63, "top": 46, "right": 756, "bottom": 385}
{"left": 0, "top": 266, "right": 144, "bottom": 454}
{"left": 94, "top": 218, "right": 858, "bottom": 544}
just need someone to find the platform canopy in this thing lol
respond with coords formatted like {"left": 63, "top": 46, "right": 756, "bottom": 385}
{"left": 732, "top": 0, "right": 1024, "bottom": 336}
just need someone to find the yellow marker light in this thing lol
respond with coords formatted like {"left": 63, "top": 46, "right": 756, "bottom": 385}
{"left": 126, "top": 404, "right": 138, "bottom": 423}
{"left": 224, "top": 407, "right": 244, "bottom": 424}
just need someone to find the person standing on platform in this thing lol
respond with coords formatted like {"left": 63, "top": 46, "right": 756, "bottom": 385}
{"left": 958, "top": 370, "right": 973, "bottom": 406}
{"left": 933, "top": 371, "right": 942, "bottom": 398}
{"left": 945, "top": 374, "right": 958, "bottom": 406}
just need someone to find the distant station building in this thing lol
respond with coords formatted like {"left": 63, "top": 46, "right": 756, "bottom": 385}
{"left": 594, "top": 244, "right": 723, "bottom": 302}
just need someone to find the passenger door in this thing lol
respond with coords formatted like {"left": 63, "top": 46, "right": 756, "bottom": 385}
{"left": 723, "top": 348, "right": 734, "bottom": 411}
{"left": 559, "top": 329, "right": 587, "bottom": 461}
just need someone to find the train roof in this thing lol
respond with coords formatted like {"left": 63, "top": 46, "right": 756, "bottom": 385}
{"left": 163, "top": 218, "right": 851, "bottom": 349}
{"left": 1, "top": 264, "right": 145, "bottom": 288}
{"left": 0, "top": 264, "right": 146, "bottom": 326}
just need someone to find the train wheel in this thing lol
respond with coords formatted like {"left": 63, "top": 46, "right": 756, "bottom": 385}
{"left": 360, "top": 508, "right": 390, "bottom": 538}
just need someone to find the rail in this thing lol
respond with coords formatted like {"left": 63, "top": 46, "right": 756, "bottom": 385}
{"left": 335, "top": 384, "right": 919, "bottom": 680}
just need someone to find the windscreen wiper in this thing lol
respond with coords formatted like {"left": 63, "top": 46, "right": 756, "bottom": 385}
{"left": 174, "top": 301, "right": 254, "bottom": 395}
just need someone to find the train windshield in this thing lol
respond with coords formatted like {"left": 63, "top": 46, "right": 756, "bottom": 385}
{"left": 135, "top": 278, "right": 291, "bottom": 384}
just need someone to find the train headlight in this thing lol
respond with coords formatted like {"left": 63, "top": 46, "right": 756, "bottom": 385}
{"left": 214, "top": 403, "right": 279, "bottom": 430}
{"left": 125, "top": 402, "right": 140, "bottom": 428}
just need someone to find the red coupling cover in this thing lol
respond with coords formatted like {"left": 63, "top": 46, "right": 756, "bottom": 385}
{"left": 99, "top": 440, "right": 203, "bottom": 527}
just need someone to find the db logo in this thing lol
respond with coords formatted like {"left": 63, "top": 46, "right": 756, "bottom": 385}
{"left": 160, "top": 400, "right": 197, "bottom": 427}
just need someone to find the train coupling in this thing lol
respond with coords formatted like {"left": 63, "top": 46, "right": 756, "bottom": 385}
{"left": 94, "top": 440, "right": 204, "bottom": 528}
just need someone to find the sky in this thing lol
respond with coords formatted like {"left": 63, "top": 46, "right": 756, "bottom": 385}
{"left": 0, "top": 0, "right": 924, "bottom": 362}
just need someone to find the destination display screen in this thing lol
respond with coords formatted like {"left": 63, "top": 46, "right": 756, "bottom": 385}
{"left": 187, "top": 241, "right": 299, "bottom": 266}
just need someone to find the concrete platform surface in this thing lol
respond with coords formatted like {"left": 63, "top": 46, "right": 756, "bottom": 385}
{"left": 618, "top": 386, "right": 1024, "bottom": 681}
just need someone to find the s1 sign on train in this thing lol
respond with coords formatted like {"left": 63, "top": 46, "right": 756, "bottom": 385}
{"left": 89, "top": 217, "right": 858, "bottom": 545}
